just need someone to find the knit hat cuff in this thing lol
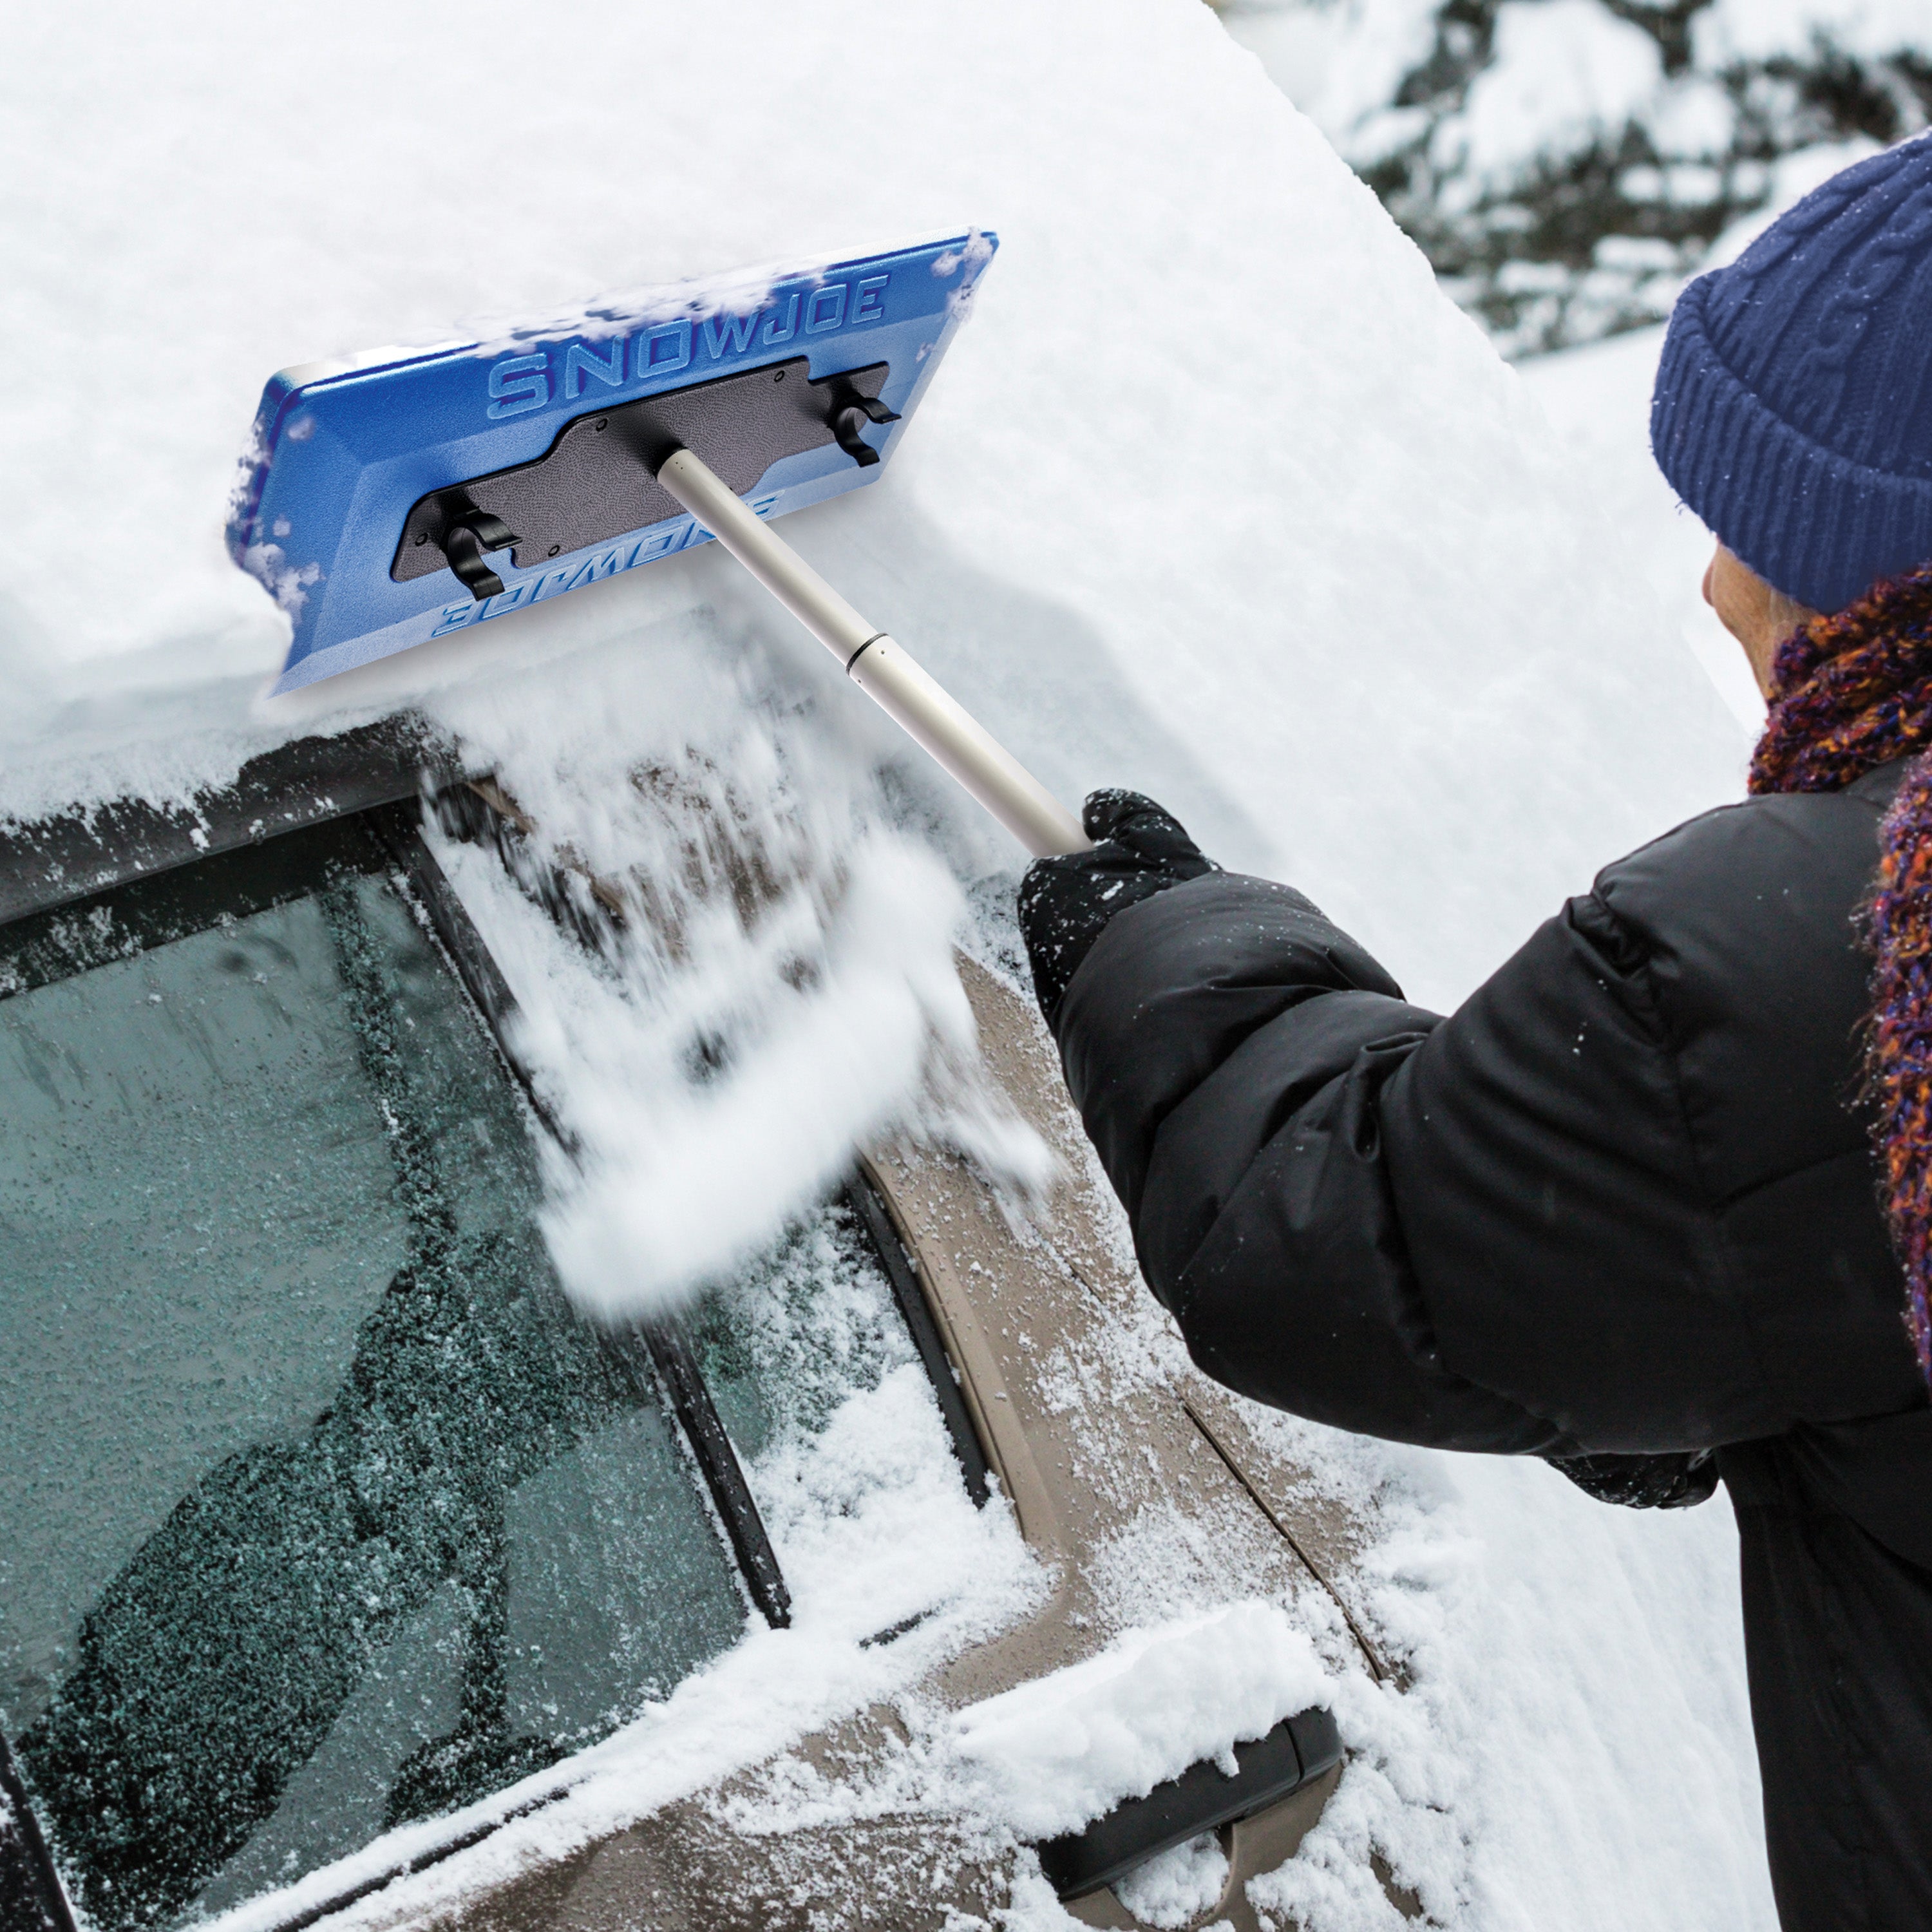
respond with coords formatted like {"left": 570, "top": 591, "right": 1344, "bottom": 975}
{"left": 1651, "top": 274, "right": 1932, "bottom": 615}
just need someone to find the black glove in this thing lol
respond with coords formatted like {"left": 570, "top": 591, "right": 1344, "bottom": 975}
{"left": 1545, "top": 1449, "right": 1719, "bottom": 1511}
{"left": 1017, "top": 790, "right": 1218, "bottom": 1027}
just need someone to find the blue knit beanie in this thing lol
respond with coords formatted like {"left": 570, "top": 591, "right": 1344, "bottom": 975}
{"left": 1651, "top": 136, "right": 1932, "bottom": 615}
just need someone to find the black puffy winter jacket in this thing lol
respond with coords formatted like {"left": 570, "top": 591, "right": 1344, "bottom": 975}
{"left": 1051, "top": 759, "right": 1932, "bottom": 1931}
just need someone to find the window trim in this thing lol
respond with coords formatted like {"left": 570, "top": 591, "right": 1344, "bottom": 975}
{"left": 844, "top": 1173, "right": 993, "bottom": 1507}
{"left": 0, "top": 717, "right": 444, "bottom": 930}
{"left": 0, "top": 1728, "right": 77, "bottom": 1932}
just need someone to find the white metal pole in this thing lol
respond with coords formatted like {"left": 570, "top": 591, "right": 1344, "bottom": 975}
{"left": 656, "top": 448, "right": 1091, "bottom": 859}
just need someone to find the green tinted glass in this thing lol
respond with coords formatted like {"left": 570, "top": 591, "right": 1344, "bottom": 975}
{"left": 0, "top": 828, "right": 744, "bottom": 1930}
{"left": 687, "top": 1200, "right": 914, "bottom": 1467}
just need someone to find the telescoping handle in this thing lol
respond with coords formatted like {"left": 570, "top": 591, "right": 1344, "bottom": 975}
{"left": 656, "top": 448, "right": 1092, "bottom": 859}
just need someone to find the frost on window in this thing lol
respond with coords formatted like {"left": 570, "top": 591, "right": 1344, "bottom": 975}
{"left": 0, "top": 842, "right": 744, "bottom": 1931}
{"left": 686, "top": 1199, "right": 916, "bottom": 1468}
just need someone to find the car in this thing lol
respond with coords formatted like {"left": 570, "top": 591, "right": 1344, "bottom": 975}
{"left": 0, "top": 719, "right": 1389, "bottom": 1932}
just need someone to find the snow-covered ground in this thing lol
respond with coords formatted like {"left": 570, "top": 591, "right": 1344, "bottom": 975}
{"left": 0, "top": 0, "right": 1833, "bottom": 1926}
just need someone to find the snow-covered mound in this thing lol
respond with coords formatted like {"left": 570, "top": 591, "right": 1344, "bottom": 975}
{"left": 2, "top": 1, "right": 1771, "bottom": 1926}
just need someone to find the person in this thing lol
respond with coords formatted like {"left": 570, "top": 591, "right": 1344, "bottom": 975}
{"left": 1018, "top": 137, "right": 1932, "bottom": 1932}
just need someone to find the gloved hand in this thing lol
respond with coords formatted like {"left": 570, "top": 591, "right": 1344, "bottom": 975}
{"left": 1544, "top": 1449, "right": 1719, "bottom": 1510}
{"left": 1017, "top": 790, "right": 1218, "bottom": 1027}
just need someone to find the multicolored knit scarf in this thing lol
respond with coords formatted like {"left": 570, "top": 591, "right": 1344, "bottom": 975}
{"left": 1748, "top": 562, "right": 1932, "bottom": 1382}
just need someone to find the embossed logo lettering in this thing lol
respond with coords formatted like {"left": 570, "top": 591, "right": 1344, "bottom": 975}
{"left": 564, "top": 339, "right": 625, "bottom": 399}
{"left": 482, "top": 271, "right": 890, "bottom": 421}
{"left": 761, "top": 294, "right": 799, "bottom": 345}
{"left": 429, "top": 498, "right": 781, "bottom": 635}
{"left": 486, "top": 353, "right": 549, "bottom": 419}
{"left": 637, "top": 320, "right": 692, "bottom": 379}
{"left": 702, "top": 310, "right": 760, "bottom": 358}
{"left": 804, "top": 284, "right": 848, "bottom": 334}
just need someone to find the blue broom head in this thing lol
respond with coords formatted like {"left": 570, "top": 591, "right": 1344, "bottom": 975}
{"left": 229, "top": 231, "right": 997, "bottom": 693}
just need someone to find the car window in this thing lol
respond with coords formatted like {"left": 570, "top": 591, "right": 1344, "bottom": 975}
{"left": 688, "top": 1198, "right": 917, "bottom": 1465}
{"left": 0, "top": 820, "right": 746, "bottom": 1931}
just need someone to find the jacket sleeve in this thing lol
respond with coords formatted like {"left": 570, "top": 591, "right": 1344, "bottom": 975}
{"left": 1054, "top": 870, "right": 1755, "bottom": 1455}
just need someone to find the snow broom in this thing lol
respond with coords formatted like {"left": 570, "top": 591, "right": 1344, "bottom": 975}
{"left": 229, "top": 232, "right": 1089, "bottom": 858}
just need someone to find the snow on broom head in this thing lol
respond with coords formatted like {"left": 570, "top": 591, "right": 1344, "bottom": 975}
{"left": 539, "top": 824, "right": 980, "bottom": 1322}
